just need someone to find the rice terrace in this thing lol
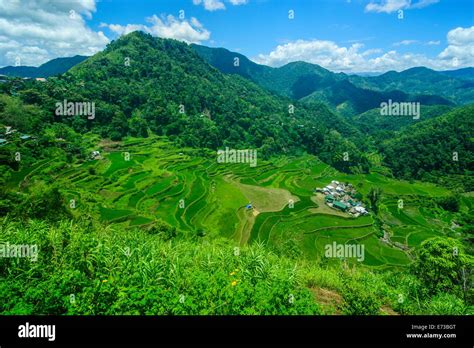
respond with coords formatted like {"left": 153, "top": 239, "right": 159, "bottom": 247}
{"left": 7, "top": 135, "right": 459, "bottom": 268}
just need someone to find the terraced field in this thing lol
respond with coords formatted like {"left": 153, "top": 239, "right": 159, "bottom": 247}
{"left": 9, "top": 136, "right": 458, "bottom": 268}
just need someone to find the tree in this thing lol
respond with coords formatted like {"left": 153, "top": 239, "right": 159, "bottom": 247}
{"left": 367, "top": 187, "right": 382, "bottom": 215}
{"left": 18, "top": 184, "right": 71, "bottom": 221}
{"left": 411, "top": 237, "right": 473, "bottom": 297}
{"left": 128, "top": 111, "right": 149, "bottom": 138}
{"left": 436, "top": 195, "right": 460, "bottom": 212}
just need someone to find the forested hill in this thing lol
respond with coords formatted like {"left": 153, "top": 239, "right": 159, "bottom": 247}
{"left": 348, "top": 67, "right": 474, "bottom": 105}
{"left": 2, "top": 31, "right": 369, "bottom": 173}
{"left": 192, "top": 44, "right": 345, "bottom": 100}
{"left": 351, "top": 104, "right": 454, "bottom": 137}
{"left": 380, "top": 104, "right": 474, "bottom": 185}
{"left": 300, "top": 79, "right": 452, "bottom": 117}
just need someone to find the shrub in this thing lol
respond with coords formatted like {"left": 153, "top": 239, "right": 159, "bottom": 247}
{"left": 342, "top": 281, "right": 381, "bottom": 315}
{"left": 424, "top": 293, "right": 467, "bottom": 315}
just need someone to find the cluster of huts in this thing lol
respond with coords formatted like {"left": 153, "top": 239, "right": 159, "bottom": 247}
{"left": 315, "top": 180, "right": 368, "bottom": 217}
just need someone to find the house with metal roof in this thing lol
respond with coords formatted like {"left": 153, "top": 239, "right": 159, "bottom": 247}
{"left": 333, "top": 201, "right": 349, "bottom": 212}
{"left": 325, "top": 194, "right": 335, "bottom": 203}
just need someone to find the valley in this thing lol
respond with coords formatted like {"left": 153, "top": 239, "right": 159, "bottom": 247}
{"left": 6, "top": 134, "right": 462, "bottom": 270}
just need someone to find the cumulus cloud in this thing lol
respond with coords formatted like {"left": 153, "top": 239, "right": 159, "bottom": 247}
{"left": 362, "top": 48, "right": 383, "bottom": 56}
{"left": 253, "top": 40, "right": 368, "bottom": 72}
{"left": 365, "top": 0, "right": 439, "bottom": 14}
{"left": 0, "top": 0, "right": 109, "bottom": 67}
{"left": 253, "top": 26, "right": 474, "bottom": 72}
{"left": 193, "top": 0, "right": 249, "bottom": 11}
{"left": 192, "top": 0, "right": 226, "bottom": 11}
{"left": 438, "top": 26, "right": 474, "bottom": 68}
{"left": 101, "top": 15, "right": 210, "bottom": 44}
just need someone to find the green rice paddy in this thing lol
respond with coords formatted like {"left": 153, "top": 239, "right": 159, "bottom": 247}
{"left": 8, "top": 136, "right": 459, "bottom": 268}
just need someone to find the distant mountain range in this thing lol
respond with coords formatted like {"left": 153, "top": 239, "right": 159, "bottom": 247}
{"left": 348, "top": 67, "right": 474, "bottom": 105}
{"left": 2, "top": 32, "right": 472, "bottom": 180}
{"left": 1, "top": 42, "right": 473, "bottom": 116}
{"left": 0, "top": 55, "right": 88, "bottom": 78}
{"left": 191, "top": 44, "right": 473, "bottom": 115}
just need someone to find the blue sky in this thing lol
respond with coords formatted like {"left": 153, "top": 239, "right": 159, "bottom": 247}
{"left": 94, "top": 0, "right": 472, "bottom": 56}
{"left": 0, "top": 0, "right": 473, "bottom": 72}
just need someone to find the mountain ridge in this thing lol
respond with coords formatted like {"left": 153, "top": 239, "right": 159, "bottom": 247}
{"left": 192, "top": 45, "right": 473, "bottom": 108}
{"left": 10, "top": 31, "right": 368, "bottom": 173}
{"left": 0, "top": 55, "right": 88, "bottom": 78}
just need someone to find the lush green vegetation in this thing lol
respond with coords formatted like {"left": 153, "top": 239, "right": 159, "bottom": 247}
{"left": 1, "top": 216, "right": 471, "bottom": 315}
{"left": 1, "top": 134, "right": 472, "bottom": 314}
{"left": 350, "top": 105, "right": 453, "bottom": 137}
{"left": 0, "top": 32, "right": 472, "bottom": 316}
{"left": 349, "top": 67, "right": 474, "bottom": 105}
{"left": 380, "top": 105, "right": 474, "bottom": 188}
{"left": 0, "top": 32, "right": 373, "bottom": 174}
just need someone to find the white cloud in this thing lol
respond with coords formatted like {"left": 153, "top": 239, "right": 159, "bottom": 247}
{"left": 393, "top": 40, "right": 418, "bottom": 46}
{"left": 365, "top": 0, "right": 439, "bottom": 14}
{"left": 438, "top": 26, "right": 474, "bottom": 68}
{"left": 229, "top": 0, "right": 249, "bottom": 5}
{"left": 253, "top": 40, "right": 368, "bottom": 72}
{"left": 362, "top": 48, "right": 383, "bottom": 56}
{"left": 444, "top": 26, "right": 474, "bottom": 46}
{"left": 101, "top": 15, "right": 210, "bottom": 44}
{"left": 409, "top": 0, "right": 439, "bottom": 9}
{"left": 0, "top": 0, "right": 109, "bottom": 67}
{"left": 365, "top": 0, "right": 409, "bottom": 13}
{"left": 193, "top": 0, "right": 226, "bottom": 11}
{"left": 427, "top": 40, "right": 441, "bottom": 45}
{"left": 193, "top": 0, "right": 249, "bottom": 11}
{"left": 253, "top": 26, "right": 474, "bottom": 72}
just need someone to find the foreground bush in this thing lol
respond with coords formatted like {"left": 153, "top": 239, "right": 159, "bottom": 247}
{"left": 0, "top": 218, "right": 470, "bottom": 315}
{"left": 0, "top": 218, "right": 321, "bottom": 315}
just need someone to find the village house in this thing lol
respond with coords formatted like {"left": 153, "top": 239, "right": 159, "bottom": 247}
{"left": 333, "top": 201, "right": 349, "bottom": 212}
{"left": 318, "top": 180, "right": 369, "bottom": 217}
{"left": 90, "top": 150, "right": 101, "bottom": 160}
